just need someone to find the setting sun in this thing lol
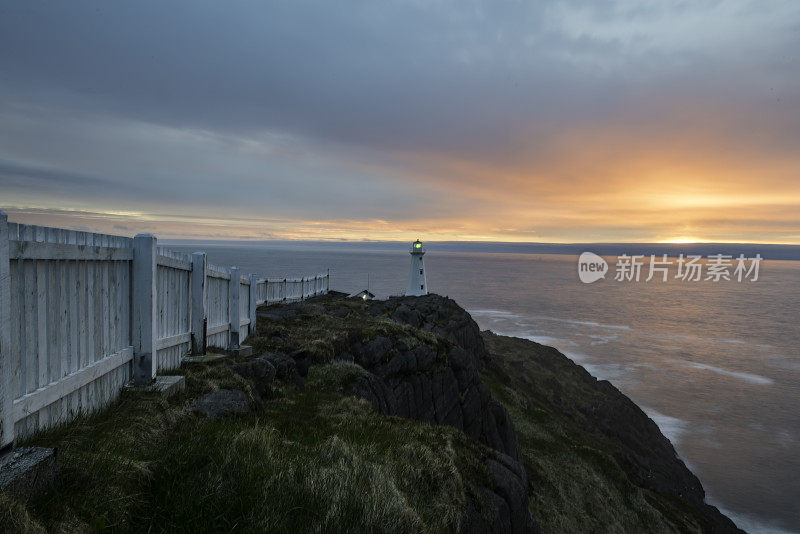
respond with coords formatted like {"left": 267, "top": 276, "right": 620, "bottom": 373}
{"left": 661, "top": 236, "right": 704, "bottom": 244}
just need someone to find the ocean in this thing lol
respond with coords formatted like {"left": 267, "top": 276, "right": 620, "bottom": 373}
{"left": 168, "top": 243, "right": 800, "bottom": 534}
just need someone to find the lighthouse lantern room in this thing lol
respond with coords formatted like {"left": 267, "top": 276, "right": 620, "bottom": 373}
{"left": 405, "top": 239, "right": 427, "bottom": 296}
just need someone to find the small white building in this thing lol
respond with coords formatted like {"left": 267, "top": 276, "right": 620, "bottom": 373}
{"left": 405, "top": 239, "right": 427, "bottom": 296}
{"left": 349, "top": 289, "right": 376, "bottom": 300}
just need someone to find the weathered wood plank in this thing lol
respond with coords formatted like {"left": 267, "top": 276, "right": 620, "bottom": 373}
{"left": 229, "top": 267, "right": 240, "bottom": 351}
{"left": 0, "top": 211, "right": 14, "bottom": 447}
{"left": 156, "top": 254, "right": 191, "bottom": 271}
{"left": 8, "top": 241, "right": 132, "bottom": 261}
{"left": 248, "top": 274, "right": 258, "bottom": 337}
{"left": 132, "top": 234, "right": 157, "bottom": 384}
{"left": 206, "top": 323, "right": 229, "bottom": 336}
{"left": 206, "top": 267, "right": 230, "bottom": 280}
{"left": 191, "top": 252, "right": 206, "bottom": 355}
{"left": 9, "top": 255, "right": 20, "bottom": 407}
{"left": 12, "top": 347, "right": 134, "bottom": 422}
{"left": 155, "top": 332, "right": 191, "bottom": 351}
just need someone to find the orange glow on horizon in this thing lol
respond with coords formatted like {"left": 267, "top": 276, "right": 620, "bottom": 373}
{"left": 4, "top": 116, "right": 800, "bottom": 246}
{"left": 4, "top": 205, "right": 799, "bottom": 246}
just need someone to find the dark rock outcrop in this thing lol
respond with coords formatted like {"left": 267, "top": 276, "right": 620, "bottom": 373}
{"left": 231, "top": 357, "right": 277, "bottom": 397}
{"left": 190, "top": 389, "right": 250, "bottom": 419}
{"left": 260, "top": 351, "right": 307, "bottom": 388}
{"left": 0, "top": 447, "right": 59, "bottom": 502}
{"left": 347, "top": 296, "right": 534, "bottom": 532}
{"left": 350, "top": 338, "right": 521, "bottom": 463}
{"left": 367, "top": 295, "right": 490, "bottom": 367}
{"left": 461, "top": 452, "right": 538, "bottom": 534}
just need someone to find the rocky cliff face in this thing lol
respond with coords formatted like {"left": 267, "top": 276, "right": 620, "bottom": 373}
{"left": 263, "top": 294, "right": 537, "bottom": 533}
{"left": 482, "top": 332, "right": 744, "bottom": 534}
{"left": 367, "top": 295, "right": 491, "bottom": 367}
{"left": 349, "top": 337, "right": 520, "bottom": 462}
{"left": 256, "top": 293, "right": 742, "bottom": 533}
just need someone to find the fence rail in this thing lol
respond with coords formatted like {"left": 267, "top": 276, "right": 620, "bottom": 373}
{"left": 0, "top": 211, "right": 329, "bottom": 448}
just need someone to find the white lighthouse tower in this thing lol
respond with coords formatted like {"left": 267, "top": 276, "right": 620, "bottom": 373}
{"left": 405, "top": 239, "right": 427, "bottom": 296}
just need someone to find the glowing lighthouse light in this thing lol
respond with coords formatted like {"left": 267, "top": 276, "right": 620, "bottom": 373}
{"left": 405, "top": 239, "right": 428, "bottom": 296}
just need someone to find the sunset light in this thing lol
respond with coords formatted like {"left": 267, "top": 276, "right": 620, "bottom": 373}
{"left": 1, "top": 2, "right": 799, "bottom": 533}
{"left": 661, "top": 237, "right": 704, "bottom": 244}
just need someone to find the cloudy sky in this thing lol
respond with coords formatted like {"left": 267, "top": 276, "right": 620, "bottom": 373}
{"left": 1, "top": 1, "right": 798, "bottom": 243}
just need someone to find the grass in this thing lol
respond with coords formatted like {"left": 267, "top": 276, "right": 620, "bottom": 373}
{"left": 250, "top": 298, "right": 448, "bottom": 367}
{"left": 2, "top": 358, "right": 490, "bottom": 533}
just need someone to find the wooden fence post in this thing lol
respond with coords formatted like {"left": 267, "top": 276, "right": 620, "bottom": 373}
{"left": 229, "top": 266, "right": 240, "bottom": 351}
{"left": 132, "top": 234, "right": 157, "bottom": 385}
{"left": 191, "top": 252, "right": 207, "bottom": 355}
{"left": 248, "top": 274, "right": 257, "bottom": 337}
{"left": 0, "top": 211, "right": 14, "bottom": 449}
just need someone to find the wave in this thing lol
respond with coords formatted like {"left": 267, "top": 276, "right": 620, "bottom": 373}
{"left": 670, "top": 359, "right": 774, "bottom": 385}
{"left": 581, "top": 363, "right": 631, "bottom": 382}
{"left": 653, "top": 332, "right": 774, "bottom": 349}
{"left": 642, "top": 407, "right": 690, "bottom": 446}
{"left": 489, "top": 329, "right": 578, "bottom": 349}
{"left": 533, "top": 316, "right": 632, "bottom": 331}
{"left": 472, "top": 308, "right": 778, "bottom": 352}
{"left": 468, "top": 309, "right": 632, "bottom": 331}
{"left": 560, "top": 350, "right": 590, "bottom": 362}
{"left": 588, "top": 333, "right": 619, "bottom": 346}
{"left": 518, "top": 334, "right": 578, "bottom": 348}
{"left": 715, "top": 507, "right": 799, "bottom": 534}
{"left": 468, "top": 309, "right": 522, "bottom": 319}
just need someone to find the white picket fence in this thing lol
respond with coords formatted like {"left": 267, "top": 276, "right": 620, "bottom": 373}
{"left": 0, "top": 211, "right": 329, "bottom": 448}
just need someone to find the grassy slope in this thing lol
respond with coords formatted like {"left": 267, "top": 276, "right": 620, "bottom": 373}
{"left": 482, "top": 331, "right": 710, "bottom": 534}
{"left": 2, "top": 360, "right": 491, "bottom": 533}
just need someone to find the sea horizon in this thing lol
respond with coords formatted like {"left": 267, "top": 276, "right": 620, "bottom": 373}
{"left": 158, "top": 239, "right": 800, "bottom": 262}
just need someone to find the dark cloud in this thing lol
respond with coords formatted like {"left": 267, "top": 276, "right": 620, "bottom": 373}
{"left": 0, "top": 157, "right": 141, "bottom": 193}
{"left": 3, "top": 1, "right": 794, "bottom": 154}
{"left": 0, "top": 1, "right": 798, "bottom": 241}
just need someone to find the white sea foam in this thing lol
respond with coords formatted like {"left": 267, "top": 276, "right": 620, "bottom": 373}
{"left": 670, "top": 359, "right": 774, "bottom": 385}
{"left": 472, "top": 309, "right": 633, "bottom": 331}
{"left": 518, "top": 334, "right": 577, "bottom": 348}
{"left": 561, "top": 350, "right": 590, "bottom": 362}
{"left": 642, "top": 407, "right": 690, "bottom": 446}
{"left": 486, "top": 327, "right": 578, "bottom": 349}
{"left": 581, "top": 363, "right": 630, "bottom": 381}
{"left": 654, "top": 331, "right": 774, "bottom": 348}
{"left": 467, "top": 309, "right": 521, "bottom": 320}
{"left": 588, "top": 333, "right": 619, "bottom": 346}
{"left": 714, "top": 507, "right": 800, "bottom": 534}
{"left": 533, "top": 315, "right": 632, "bottom": 331}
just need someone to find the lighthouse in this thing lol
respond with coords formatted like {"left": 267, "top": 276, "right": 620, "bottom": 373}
{"left": 405, "top": 239, "right": 427, "bottom": 296}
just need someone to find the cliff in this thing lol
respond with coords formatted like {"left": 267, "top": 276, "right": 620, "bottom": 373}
{"left": 257, "top": 292, "right": 742, "bottom": 532}
{"left": 1, "top": 292, "right": 743, "bottom": 533}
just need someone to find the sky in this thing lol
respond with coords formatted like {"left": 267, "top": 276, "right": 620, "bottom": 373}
{"left": 1, "top": 0, "right": 799, "bottom": 243}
